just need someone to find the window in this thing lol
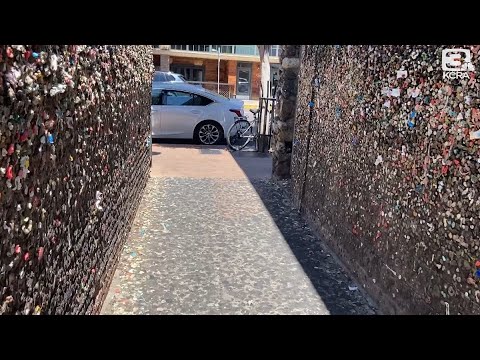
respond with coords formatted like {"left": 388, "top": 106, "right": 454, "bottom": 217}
{"left": 169, "top": 45, "right": 239, "bottom": 54}
{"left": 153, "top": 72, "right": 166, "bottom": 82}
{"left": 234, "top": 45, "right": 257, "bottom": 56}
{"left": 163, "top": 91, "right": 194, "bottom": 106}
{"left": 166, "top": 74, "right": 176, "bottom": 81}
{"left": 171, "top": 65, "right": 204, "bottom": 82}
{"left": 171, "top": 45, "right": 188, "bottom": 51}
{"left": 152, "top": 89, "right": 162, "bottom": 105}
{"left": 162, "top": 91, "right": 213, "bottom": 106}
{"left": 271, "top": 45, "right": 281, "bottom": 57}
{"left": 171, "top": 45, "right": 210, "bottom": 52}
{"left": 191, "top": 45, "right": 209, "bottom": 52}
{"left": 211, "top": 45, "right": 234, "bottom": 54}
{"left": 193, "top": 94, "right": 213, "bottom": 106}
{"left": 220, "top": 46, "right": 234, "bottom": 54}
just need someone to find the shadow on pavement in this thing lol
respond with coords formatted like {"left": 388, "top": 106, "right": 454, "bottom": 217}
{"left": 152, "top": 138, "right": 228, "bottom": 146}
{"left": 230, "top": 150, "right": 378, "bottom": 315}
{"left": 230, "top": 150, "right": 272, "bottom": 182}
{"left": 152, "top": 138, "right": 195, "bottom": 145}
{"left": 148, "top": 139, "right": 377, "bottom": 313}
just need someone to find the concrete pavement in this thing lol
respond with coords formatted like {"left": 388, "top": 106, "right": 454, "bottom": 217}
{"left": 101, "top": 144, "right": 377, "bottom": 315}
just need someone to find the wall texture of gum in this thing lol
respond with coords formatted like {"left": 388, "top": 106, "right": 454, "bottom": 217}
{"left": 291, "top": 45, "right": 480, "bottom": 314}
{"left": 0, "top": 45, "right": 153, "bottom": 315}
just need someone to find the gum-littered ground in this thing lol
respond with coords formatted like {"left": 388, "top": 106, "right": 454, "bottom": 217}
{"left": 101, "top": 143, "right": 378, "bottom": 315}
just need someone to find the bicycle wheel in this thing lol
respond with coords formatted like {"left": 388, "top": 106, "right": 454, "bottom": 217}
{"left": 227, "top": 119, "right": 254, "bottom": 151}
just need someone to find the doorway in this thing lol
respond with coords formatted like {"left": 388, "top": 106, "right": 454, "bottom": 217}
{"left": 236, "top": 63, "right": 252, "bottom": 100}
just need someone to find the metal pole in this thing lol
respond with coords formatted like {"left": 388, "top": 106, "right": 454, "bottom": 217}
{"left": 217, "top": 48, "right": 220, "bottom": 93}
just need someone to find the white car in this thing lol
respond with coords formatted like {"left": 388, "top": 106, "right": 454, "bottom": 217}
{"left": 153, "top": 71, "right": 186, "bottom": 83}
{"left": 151, "top": 83, "right": 245, "bottom": 145}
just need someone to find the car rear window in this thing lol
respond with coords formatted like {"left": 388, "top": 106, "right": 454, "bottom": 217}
{"left": 163, "top": 90, "right": 194, "bottom": 106}
{"left": 154, "top": 72, "right": 166, "bottom": 82}
{"left": 193, "top": 94, "right": 213, "bottom": 106}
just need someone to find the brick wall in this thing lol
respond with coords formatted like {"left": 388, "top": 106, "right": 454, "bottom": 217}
{"left": 160, "top": 55, "right": 170, "bottom": 72}
{"left": 227, "top": 60, "right": 237, "bottom": 95}
{"left": 171, "top": 56, "right": 201, "bottom": 68}
{"left": 292, "top": 45, "right": 480, "bottom": 314}
{"left": 251, "top": 62, "right": 261, "bottom": 100}
{"left": 168, "top": 56, "right": 264, "bottom": 100}
{"left": 204, "top": 59, "right": 227, "bottom": 83}
{"left": 0, "top": 45, "right": 153, "bottom": 315}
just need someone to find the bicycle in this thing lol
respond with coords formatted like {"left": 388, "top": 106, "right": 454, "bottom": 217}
{"left": 227, "top": 109, "right": 260, "bottom": 151}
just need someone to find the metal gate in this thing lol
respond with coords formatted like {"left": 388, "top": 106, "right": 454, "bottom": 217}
{"left": 256, "top": 95, "right": 276, "bottom": 153}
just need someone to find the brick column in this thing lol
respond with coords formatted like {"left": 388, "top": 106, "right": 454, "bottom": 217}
{"left": 160, "top": 55, "right": 170, "bottom": 71}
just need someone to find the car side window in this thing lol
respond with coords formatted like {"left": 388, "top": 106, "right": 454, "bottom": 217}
{"left": 166, "top": 74, "right": 175, "bottom": 81}
{"left": 192, "top": 94, "right": 213, "bottom": 106}
{"left": 163, "top": 90, "right": 195, "bottom": 106}
{"left": 152, "top": 89, "right": 162, "bottom": 105}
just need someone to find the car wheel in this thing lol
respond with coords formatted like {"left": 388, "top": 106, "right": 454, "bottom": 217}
{"left": 194, "top": 121, "right": 224, "bottom": 145}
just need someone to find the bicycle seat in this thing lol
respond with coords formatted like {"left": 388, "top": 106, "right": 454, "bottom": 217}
{"left": 250, "top": 108, "right": 260, "bottom": 115}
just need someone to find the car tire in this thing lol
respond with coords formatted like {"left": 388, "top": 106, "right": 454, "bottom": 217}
{"left": 194, "top": 121, "right": 224, "bottom": 146}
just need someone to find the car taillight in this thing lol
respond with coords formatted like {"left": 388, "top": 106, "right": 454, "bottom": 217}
{"left": 229, "top": 109, "right": 242, "bottom": 117}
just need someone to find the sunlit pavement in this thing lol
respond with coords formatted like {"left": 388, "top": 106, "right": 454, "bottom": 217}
{"left": 101, "top": 144, "right": 377, "bottom": 315}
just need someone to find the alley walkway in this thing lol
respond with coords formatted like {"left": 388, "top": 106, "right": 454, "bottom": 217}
{"left": 101, "top": 144, "right": 377, "bottom": 315}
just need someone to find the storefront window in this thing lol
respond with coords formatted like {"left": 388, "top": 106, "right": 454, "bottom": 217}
{"left": 171, "top": 65, "right": 204, "bottom": 82}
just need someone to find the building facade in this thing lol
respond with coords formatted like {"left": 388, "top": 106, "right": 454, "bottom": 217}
{"left": 153, "top": 45, "right": 281, "bottom": 100}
